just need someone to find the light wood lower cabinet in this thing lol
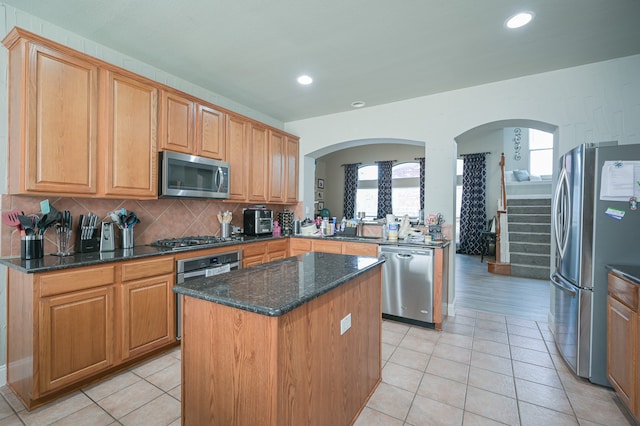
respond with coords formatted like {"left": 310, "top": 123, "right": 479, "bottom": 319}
{"left": 39, "top": 286, "right": 115, "bottom": 394}
{"left": 120, "top": 257, "right": 175, "bottom": 360}
{"left": 288, "top": 238, "right": 311, "bottom": 256}
{"left": 607, "top": 271, "right": 639, "bottom": 420}
{"left": 265, "top": 240, "right": 288, "bottom": 262}
{"left": 181, "top": 266, "right": 382, "bottom": 425}
{"left": 7, "top": 257, "right": 176, "bottom": 410}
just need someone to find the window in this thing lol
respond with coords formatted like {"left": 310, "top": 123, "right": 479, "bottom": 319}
{"left": 355, "top": 162, "right": 421, "bottom": 218}
{"left": 529, "top": 129, "right": 553, "bottom": 177}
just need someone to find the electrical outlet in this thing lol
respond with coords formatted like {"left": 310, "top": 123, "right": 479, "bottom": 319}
{"left": 340, "top": 313, "right": 352, "bottom": 335}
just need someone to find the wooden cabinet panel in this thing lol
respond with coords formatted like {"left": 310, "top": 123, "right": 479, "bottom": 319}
{"left": 342, "top": 242, "right": 379, "bottom": 257}
{"left": 312, "top": 239, "right": 343, "bottom": 254}
{"left": 268, "top": 131, "right": 285, "bottom": 203}
{"left": 607, "top": 295, "right": 636, "bottom": 411}
{"left": 39, "top": 286, "right": 115, "bottom": 393}
{"left": 121, "top": 275, "right": 175, "bottom": 360}
{"left": 226, "top": 114, "right": 249, "bottom": 201}
{"left": 102, "top": 71, "right": 158, "bottom": 198}
{"left": 608, "top": 271, "right": 639, "bottom": 420}
{"left": 18, "top": 42, "right": 99, "bottom": 195}
{"left": 285, "top": 136, "right": 299, "bottom": 203}
{"left": 248, "top": 124, "right": 269, "bottom": 202}
{"left": 121, "top": 257, "right": 174, "bottom": 282}
{"left": 197, "top": 104, "right": 226, "bottom": 160}
{"left": 160, "top": 91, "right": 194, "bottom": 154}
{"left": 243, "top": 241, "right": 267, "bottom": 268}
{"left": 266, "top": 240, "right": 288, "bottom": 262}
{"left": 40, "top": 265, "right": 116, "bottom": 297}
{"left": 289, "top": 238, "right": 312, "bottom": 256}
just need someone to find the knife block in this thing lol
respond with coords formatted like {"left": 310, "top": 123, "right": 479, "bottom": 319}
{"left": 76, "top": 234, "right": 99, "bottom": 253}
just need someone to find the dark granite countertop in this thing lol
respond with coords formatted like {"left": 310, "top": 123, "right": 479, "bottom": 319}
{"left": 173, "top": 252, "right": 385, "bottom": 317}
{"left": 606, "top": 264, "right": 640, "bottom": 285}
{"left": 0, "top": 235, "right": 287, "bottom": 274}
{"left": 0, "top": 233, "right": 443, "bottom": 274}
{"left": 292, "top": 235, "right": 451, "bottom": 249}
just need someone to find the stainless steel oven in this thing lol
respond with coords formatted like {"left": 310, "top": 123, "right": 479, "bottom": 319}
{"left": 175, "top": 250, "right": 242, "bottom": 339}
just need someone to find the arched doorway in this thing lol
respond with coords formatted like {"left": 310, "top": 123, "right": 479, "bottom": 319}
{"left": 305, "top": 138, "right": 426, "bottom": 220}
{"left": 452, "top": 119, "right": 558, "bottom": 320}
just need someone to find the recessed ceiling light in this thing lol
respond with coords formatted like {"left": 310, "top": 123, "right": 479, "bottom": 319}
{"left": 351, "top": 101, "right": 366, "bottom": 108}
{"left": 505, "top": 12, "right": 533, "bottom": 29}
{"left": 297, "top": 75, "right": 313, "bottom": 85}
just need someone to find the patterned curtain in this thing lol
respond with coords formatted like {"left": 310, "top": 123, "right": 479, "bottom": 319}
{"left": 377, "top": 161, "right": 393, "bottom": 218}
{"left": 458, "top": 153, "right": 487, "bottom": 254}
{"left": 418, "top": 157, "right": 425, "bottom": 212}
{"left": 343, "top": 163, "right": 359, "bottom": 219}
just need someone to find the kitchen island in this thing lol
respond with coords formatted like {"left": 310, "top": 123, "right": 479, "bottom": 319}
{"left": 173, "top": 251, "right": 384, "bottom": 426}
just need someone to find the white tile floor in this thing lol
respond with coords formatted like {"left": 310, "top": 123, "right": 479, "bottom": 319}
{"left": 0, "top": 308, "right": 633, "bottom": 425}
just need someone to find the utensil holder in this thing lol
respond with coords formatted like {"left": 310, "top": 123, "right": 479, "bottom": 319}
{"left": 21, "top": 235, "right": 43, "bottom": 260}
{"left": 121, "top": 228, "right": 134, "bottom": 249}
{"left": 221, "top": 223, "right": 231, "bottom": 239}
{"left": 55, "top": 228, "right": 73, "bottom": 256}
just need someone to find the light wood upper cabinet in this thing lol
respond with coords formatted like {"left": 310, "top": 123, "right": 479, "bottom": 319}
{"left": 268, "top": 131, "right": 286, "bottom": 203}
{"left": 197, "top": 104, "right": 226, "bottom": 160}
{"left": 5, "top": 36, "right": 99, "bottom": 195}
{"left": 226, "top": 114, "right": 249, "bottom": 201}
{"left": 102, "top": 71, "right": 158, "bottom": 198}
{"left": 248, "top": 124, "right": 269, "bottom": 203}
{"left": 159, "top": 91, "right": 195, "bottom": 154}
{"left": 285, "top": 135, "right": 299, "bottom": 203}
{"left": 3, "top": 27, "right": 299, "bottom": 201}
{"left": 160, "top": 90, "right": 226, "bottom": 160}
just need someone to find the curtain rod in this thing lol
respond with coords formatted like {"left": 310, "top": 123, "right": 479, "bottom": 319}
{"left": 341, "top": 162, "right": 362, "bottom": 167}
{"left": 459, "top": 152, "right": 491, "bottom": 157}
{"left": 414, "top": 157, "right": 425, "bottom": 160}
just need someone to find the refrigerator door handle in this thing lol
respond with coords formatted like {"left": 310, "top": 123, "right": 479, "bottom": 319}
{"left": 551, "top": 272, "right": 577, "bottom": 296}
{"left": 553, "top": 167, "right": 571, "bottom": 259}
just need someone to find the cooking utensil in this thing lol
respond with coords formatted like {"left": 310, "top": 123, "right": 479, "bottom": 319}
{"left": 18, "top": 214, "right": 36, "bottom": 235}
{"left": 2, "top": 210, "right": 22, "bottom": 232}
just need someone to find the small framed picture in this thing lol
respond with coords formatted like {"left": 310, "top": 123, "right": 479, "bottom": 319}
{"left": 317, "top": 201, "right": 324, "bottom": 210}
{"left": 316, "top": 191, "right": 323, "bottom": 200}
{"left": 317, "top": 178, "right": 325, "bottom": 189}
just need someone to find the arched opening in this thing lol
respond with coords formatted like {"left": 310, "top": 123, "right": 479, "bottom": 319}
{"left": 304, "top": 138, "right": 426, "bottom": 220}
{"left": 453, "top": 119, "right": 558, "bottom": 320}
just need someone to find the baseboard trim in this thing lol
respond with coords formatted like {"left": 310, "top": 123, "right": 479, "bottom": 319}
{"left": 487, "top": 261, "right": 511, "bottom": 275}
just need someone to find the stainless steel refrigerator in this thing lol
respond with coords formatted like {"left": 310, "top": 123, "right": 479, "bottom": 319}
{"left": 550, "top": 142, "right": 640, "bottom": 386}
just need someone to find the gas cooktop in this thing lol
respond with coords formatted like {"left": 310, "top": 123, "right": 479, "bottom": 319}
{"left": 151, "top": 235, "right": 242, "bottom": 251}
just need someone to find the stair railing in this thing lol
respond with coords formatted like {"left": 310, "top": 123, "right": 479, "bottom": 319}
{"left": 496, "top": 153, "right": 509, "bottom": 263}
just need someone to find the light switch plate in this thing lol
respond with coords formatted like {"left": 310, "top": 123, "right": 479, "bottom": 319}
{"left": 340, "top": 313, "right": 352, "bottom": 335}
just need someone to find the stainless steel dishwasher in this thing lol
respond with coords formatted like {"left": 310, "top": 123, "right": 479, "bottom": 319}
{"left": 380, "top": 245, "right": 434, "bottom": 324}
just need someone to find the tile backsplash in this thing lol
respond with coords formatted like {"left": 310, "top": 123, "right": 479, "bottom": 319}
{"left": 1, "top": 194, "right": 301, "bottom": 257}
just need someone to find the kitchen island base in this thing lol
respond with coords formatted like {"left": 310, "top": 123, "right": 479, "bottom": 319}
{"left": 180, "top": 266, "right": 382, "bottom": 425}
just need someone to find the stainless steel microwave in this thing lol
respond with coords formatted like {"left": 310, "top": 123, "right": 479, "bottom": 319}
{"left": 159, "top": 151, "right": 230, "bottom": 199}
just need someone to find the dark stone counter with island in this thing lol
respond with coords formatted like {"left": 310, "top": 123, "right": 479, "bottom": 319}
{"left": 173, "top": 251, "right": 385, "bottom": 425}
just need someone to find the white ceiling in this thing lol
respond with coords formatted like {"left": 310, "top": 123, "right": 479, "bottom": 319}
{"left": 6, "top": 0, "right": 640, "bottom": 122}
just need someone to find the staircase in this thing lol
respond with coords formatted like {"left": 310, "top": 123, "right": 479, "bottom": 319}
{"left": 507, "top": 198, "right": 551, "bottom": 280}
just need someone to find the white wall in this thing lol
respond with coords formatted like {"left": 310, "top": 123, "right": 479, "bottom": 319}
{"left": 285, "top": 54, "right": 640, "bottom": 315}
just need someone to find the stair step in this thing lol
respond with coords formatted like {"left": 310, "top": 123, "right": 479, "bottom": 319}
{"left": 510, "top": 242, "right": 550, "bottom": 254}
{"left": 508, "top": 198, "right": 551, "bottom": 207}
{"left": 510, "top": 264, "right": 551, "bottom": 280}
{"left": 511, "top": 253, "right": 550, "bottom": 266}
{"left": 508, "top": 206, "right": 551, "bottom": 215}
{"left": 508, "top": 214, "right": 551, "bottom": 224}
{"left": 508, "top": 223, "right": 551, "bottom": 233}
{"left": 509, "top": 232, "right": 550, "bottom": 243}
